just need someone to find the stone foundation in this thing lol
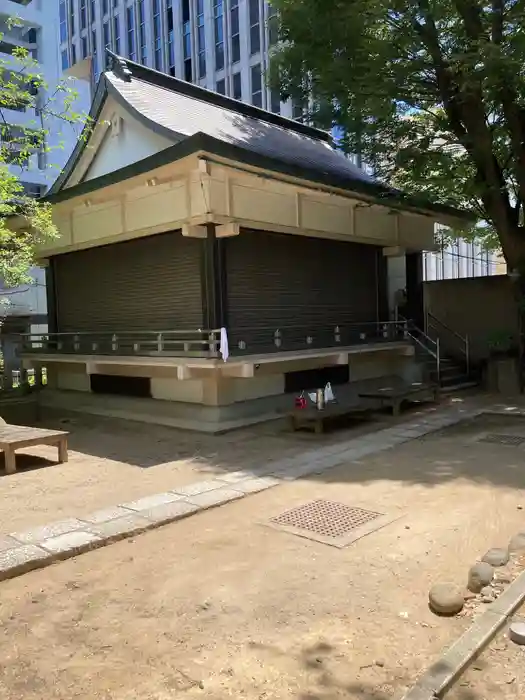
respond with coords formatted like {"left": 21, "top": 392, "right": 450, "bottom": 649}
{"left": 33, "top": 343, "right": 420, "bottom": 432}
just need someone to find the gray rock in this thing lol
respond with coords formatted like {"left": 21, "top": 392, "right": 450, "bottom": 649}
{"left": 429, "top": 583, "right": 464, "bottom": 616}
{"left": 509, "top": 533, "right": 525, "bottom": 553}
{"left": 509, "top": 621, "right": 525, "bottom": 645}
{"left": 482, "top": 547, "right": 509, "bottom": 567}
{"left": 480, "top": 586, "right": 494, "bottom": 598}
{"left": 468, "top": 562, "right": 494, "bottom": 593}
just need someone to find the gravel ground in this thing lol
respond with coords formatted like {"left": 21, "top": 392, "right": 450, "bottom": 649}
{"left": 0, "top": 402, "right": 444, "bottom": 535}
{"left": 446, "top": 605, "right": 525, "bottom": 700}
{"left": 1, "top": 411, "right": 525, "bottom": 699}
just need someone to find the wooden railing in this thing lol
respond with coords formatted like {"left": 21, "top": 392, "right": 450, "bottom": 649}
{"left": 228, "top": 321, "right": 408, "bottom": 355}
{"left": 19, "top": 322, "right": 410, "bottom": 358}
{"left": 19, "top": 330, "right": 223, "bottom": 358}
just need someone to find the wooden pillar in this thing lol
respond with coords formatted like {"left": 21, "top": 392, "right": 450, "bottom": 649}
{"left": 45, "top": 260, "right": 58, "bottom": 335}
{"left": 200, "top": 223, "right": 227, "bottom": 330}
{"left": 376, "top": 249, "right": 389, "bottom": 322}
{"left": 405, "top": 252, "right": 424, "bottom": 329}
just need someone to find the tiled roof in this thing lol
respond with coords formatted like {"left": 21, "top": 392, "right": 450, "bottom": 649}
{"left": 47, "top": 54, "right": 473, "bottom": 224}
{"left": 105, "top": 70, "right": 375, "bottom": 185}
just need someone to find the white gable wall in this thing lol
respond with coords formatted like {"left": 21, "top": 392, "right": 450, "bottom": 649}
{"left": 80, "top": 100, "right": 177, "bottom": 183}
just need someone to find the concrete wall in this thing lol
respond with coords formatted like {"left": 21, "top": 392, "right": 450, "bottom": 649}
{"left": 83, "top": 104, "right": 175, "bottom": 181}
{"left": 423, "top": 275, "right": 518, "bottom": 361}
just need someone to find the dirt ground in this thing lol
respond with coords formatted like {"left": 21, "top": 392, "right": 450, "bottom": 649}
{"left": 2, "top": 412, "right": 525, "bottom": 699}
{"left": 446, "top": 605, "right": 525, "bottom": 700}
{"left": 0, "top": 402, "right": 446, "bottom": 535}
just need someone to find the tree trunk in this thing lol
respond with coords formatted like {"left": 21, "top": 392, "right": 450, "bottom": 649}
{"left": 499, "top": 226, "right": 525, "bottom": 393}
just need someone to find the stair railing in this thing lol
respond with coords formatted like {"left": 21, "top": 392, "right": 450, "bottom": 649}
{"left": 397, "top": 314, "right": 441, "bottom": 384}
{"left": 425, "top": 311, "right": 470, "bottom": 377}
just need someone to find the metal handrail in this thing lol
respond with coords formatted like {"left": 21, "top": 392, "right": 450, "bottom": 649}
{"left": 426, "top": 310, "right": 470, "bottom": 376}
{"left": 18, "top": 321, "right": 411, "bottom": 358}
{"left": 19, "top": 329, "right": 223, "bottom": 337}
{"left": 397, "top": 315, "right": 441, "bottom": 383}
{"left": 397, "top": 315, "right": 437, "bottom": 347}
{"left": 18, "top": 329, "right": 223, "bottom": 359}
{"left": 426, "top": 311, "right": 467, "bottom": 344}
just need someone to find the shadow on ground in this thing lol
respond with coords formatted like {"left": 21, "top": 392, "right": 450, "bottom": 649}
{"left": 32, "top": 399, "right": 525, "bottom": 494}
{"left": 38, "top": 401, "right": 429, "bottom": 470}
{"left": 0, "top": 453, "right": 55, "bottom": 477}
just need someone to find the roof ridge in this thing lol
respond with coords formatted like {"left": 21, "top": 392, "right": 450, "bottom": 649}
{"left": 105, "top": 50, "right": 331, "bottom": 144}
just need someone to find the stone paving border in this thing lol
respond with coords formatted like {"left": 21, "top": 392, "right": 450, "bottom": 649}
{"left": 401, "top": 569, "right": 525, "bottom": 700}
{"left": 0, "top": 399, "right": 484, "bottom": 583}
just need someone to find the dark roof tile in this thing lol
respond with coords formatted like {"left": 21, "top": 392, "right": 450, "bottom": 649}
{"left": 105, "top": 71, "right": 374, "bottom": 186}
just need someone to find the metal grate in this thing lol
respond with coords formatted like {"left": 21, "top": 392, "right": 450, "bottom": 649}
{"left": 270, "top": 499, "right": 382, "bottom": 539}
{"left": 480, "top": 433, "right": 525, "bottom": 447}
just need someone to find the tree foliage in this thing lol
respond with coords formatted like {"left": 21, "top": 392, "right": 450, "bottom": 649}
{"left": 0, "top": 20, "right": 87, "bottom": 288}
{"left": 270, "top": 0, "right": 525, "bottom": 263}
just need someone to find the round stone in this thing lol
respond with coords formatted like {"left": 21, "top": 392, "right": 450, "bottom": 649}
{"left": 468, "top": 562, "right": 494, "bottom": 593}
{"left": 509, "top": 621, "right": 525, "bottom": 645}
{"left": 509, "top": 533, "right": 525, "bottom": 553}
{"left": 482, "top": 547, "right": 510, "bottom": 567}
{"left": 429, "top": 583, "right": 464, "bottom": 616}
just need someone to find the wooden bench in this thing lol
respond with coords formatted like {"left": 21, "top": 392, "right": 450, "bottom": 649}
{"left": 358, "top": 381, "right": 439, "bottom": 417}
{"left": 0, "top": 424, "right": 69, "bottom": 474}
{"left": 289, "top": 402, "right": 374, "bottom": 434}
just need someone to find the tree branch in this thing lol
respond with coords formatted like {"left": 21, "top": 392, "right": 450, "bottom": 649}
{"left": 491, "top": 0, "right": 504, "bottom": 44}
{"left": 452, "top": 0, "right": 485, "bottom": 40}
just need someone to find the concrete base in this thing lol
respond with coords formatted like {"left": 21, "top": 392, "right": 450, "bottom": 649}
{"left": 484, "top": 357, "right": 521, "bottom": 395}
{"left": 39, "top": 389, "right": 286, "bottom": 433}
{"left": 39, "top": 369, "right": 422, "bottom": 433}
{"left": 34, "top": 345, "right": 421, "bottom": 432}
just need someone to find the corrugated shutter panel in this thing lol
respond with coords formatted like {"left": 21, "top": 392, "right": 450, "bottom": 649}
{"left": 54, "top": 231, "right": 202, "bottom": 332}
{"left": 226, "top": 229, "right": 380, "bottom": 352}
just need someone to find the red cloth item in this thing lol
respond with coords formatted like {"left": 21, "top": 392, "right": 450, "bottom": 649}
{"left": 295, "top": 394, "right": 307, "bottom": 409}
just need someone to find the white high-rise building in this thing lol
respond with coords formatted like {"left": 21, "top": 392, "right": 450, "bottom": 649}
{"left": 59, "top": 0, "right": 296, "bottom": 118}
{"left": 0, "top": 0, "right": 72, "bottom": 346}
{"left": 57, "top": 1, "right": 505, "bottom": 290}
{"left": 1, "top": 0, "right": 67, "bottom": 195}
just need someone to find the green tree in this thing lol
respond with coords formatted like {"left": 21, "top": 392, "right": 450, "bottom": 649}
{"left": 0, "top": 20, "right": 87, "bottom": 289}
{"left": 270, "top": 0, "right": 525, "bottom": 266}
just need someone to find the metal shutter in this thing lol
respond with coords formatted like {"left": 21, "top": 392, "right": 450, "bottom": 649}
{"left": 226, "top": 229, "right": 380, "bottom": 352}
{"left": 54, "top": 231, "right": 203, "bottom": 332}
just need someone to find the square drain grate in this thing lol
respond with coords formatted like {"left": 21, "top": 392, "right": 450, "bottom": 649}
{"left": 268, "top": 499, "right": 399, "bottom": 548}
{"left": 480, "top": 433, "right": 525, "bottom": 447}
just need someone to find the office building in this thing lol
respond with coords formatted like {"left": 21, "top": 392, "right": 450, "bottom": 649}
{"left": 423, "top": 237, "right": 505, "bottom": 281}
{"left": 59, "top": 0, "right": 292, "bottom": 116}
{"left": 1, "top": 0, "right": 66, "bottom": 195}
{"left": 0, "top": 0, "right": 72, "bottom": 348}
{"left": 58, "top": 0, "right": 504, "bottom": 286}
